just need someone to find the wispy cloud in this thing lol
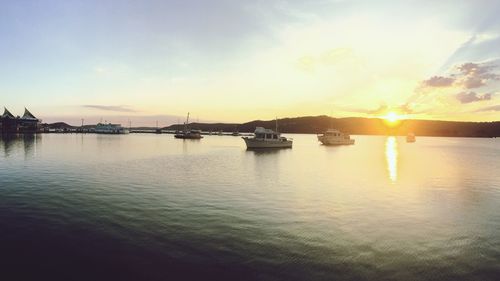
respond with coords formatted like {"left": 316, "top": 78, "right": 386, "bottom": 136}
{"left": 83, "top": 105, "right": 136, "bottom": 112}
{"left": 365, "top": 104, "right": 388, "bottom": 115}
{"left": 332, "top": 103, "right": 417, "bottom": 116}
{"left": 475, "top": 105, "right": 500, "bottom": 112}
{"left": 331, "top": 104, "right": 387, "bottom": 115}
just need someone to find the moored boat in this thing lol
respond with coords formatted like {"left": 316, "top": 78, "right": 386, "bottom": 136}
{"left": 317, "top": 129, "right": 354, "bottom": 145}
{"left": 231, "top": 126, "right": 241, "bottom": 136}
{"left": 174, "top": 113, "right": 203, "bottom": 139}
{"left": 406, "top": 132, "right": 416, "bottom": 143}
{"left": 95, "top": 123, "right": 129, "bottom": 134}
{"left": 175, "top": 129, "right": 203, "bottom": 139}
{"left": 242, "top": 127, "right": 292, "bottom": 149}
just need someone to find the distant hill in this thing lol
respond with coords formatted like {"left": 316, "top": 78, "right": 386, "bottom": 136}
{"left": 41, "top": 122, "right": 75, "bottom": 129}
{"left": 164, "top": 123, "right": 239, "bottom": 133}
{"left": 165, "top": 116, "right": 500, "bottom": 138}
{"left": 41, "top": 123, "right": 99, "bottom": 130}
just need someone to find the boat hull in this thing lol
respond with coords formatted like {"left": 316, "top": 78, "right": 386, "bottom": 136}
{"left": 174, "top": 134, "right": 203, "bottom": 139}
{"left": 317, "top": 135, "right": 354, "bottom": 145}
{"left": 243, "top": 138, "right": 292, "bottom": 149}
{"left": 406, "top": 133, "right": 416, "bottom": 143}
{"left": 95, "top": 130, "right": 129, "bottom": 134}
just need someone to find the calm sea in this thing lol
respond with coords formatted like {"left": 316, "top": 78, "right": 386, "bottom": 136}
{"left": 1, "top": 133, "right": 499, "bottom": 281}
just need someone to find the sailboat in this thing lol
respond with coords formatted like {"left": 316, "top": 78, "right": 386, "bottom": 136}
{"left": 155, "top": 120, "right": 162, "bottom": 134}
{"left": 174, "top": 112, "right": 203, "bottom": 139}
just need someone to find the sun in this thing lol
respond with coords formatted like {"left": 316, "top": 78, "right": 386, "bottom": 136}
{"left": 385, "top": 112, "right": 400, "bottom": 123}
{"left": 383, "top": 111, "right": 403, "bottom": 127}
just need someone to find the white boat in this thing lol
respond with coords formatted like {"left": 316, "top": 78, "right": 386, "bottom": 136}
{"left": 317, "top": 129, "right": 354, "bottom": 145}
{"left": 95, "top": 123, "right": 129, "bottom": 134}
{"left": 406, "top": 133, "right": 416, "bottom": 143}
{"left": 242, "top": 127, "right": 292, "bottom": 149}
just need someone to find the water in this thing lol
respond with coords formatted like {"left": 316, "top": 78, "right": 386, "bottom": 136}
{"left": 1, "top": 133, "right": 499, "bottom": 281}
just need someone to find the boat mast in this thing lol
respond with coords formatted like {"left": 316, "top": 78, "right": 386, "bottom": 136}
{"left": 185, "top": 112, "right": 190, "bottom": 132}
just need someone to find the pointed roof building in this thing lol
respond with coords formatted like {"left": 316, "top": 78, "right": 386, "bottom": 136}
{"left": 22, "top": 107, "right": 38, "bottom": 120}
{"left": 2, "top": 107, "right": 15, "bottom": 118}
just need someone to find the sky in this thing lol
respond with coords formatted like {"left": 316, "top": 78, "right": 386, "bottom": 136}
{"left": 1, "top": 0, "right": 500, "bottom": 126}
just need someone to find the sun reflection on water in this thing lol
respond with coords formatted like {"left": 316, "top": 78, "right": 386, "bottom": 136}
{"left": 385, "top": 136, "right": 398, "bottom": 182}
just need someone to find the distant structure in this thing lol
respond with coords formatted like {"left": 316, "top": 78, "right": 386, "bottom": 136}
{"left": 0, "top": 107, "right": 41, "bottom": 133}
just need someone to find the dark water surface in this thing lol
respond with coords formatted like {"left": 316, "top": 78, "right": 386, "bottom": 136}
{"left": 1, "top": 134, "right": 499, "bottom": 280}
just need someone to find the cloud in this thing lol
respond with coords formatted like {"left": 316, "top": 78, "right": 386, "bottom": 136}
{"left": 457, "top": 62, "right": 493, "bottom": 76}
{"left": 453, "top": 62, "right": 499, "bottom": 89}
{"left": 422, "top": 76, "right": 455, "bottom": 87}
{"left": 457, "top": 62, "right": 480, "bottom": 75}
{"left": 332, "top": 103, "right": 417, "bottom": 116}
{"left": 330, "top": 104, "right": 388, "bottom": 115}
{"left": 475, "top": 105, "right": 500, "bottom": 112}
{"left": 461, "top": 76, "right": 486, "bottom": 89}
{"left": 366, "top": 104, "right": 388, "bottom": 115}
{"left": 456, "top": 91, "right": 492, "bottom": 104}
{"left": 472, "top": 33, "right": 500, "bottom": 45}
{"left": 83, "top": 105, "right": 136, "bottom": 112}
{"left": 454, "top": 62, "right": 500, "bottom": 89}
{"left": 398, "top": 103, "right": 415, "bottom": 114}
{"left": 420, "top": 61, "right": 500, "bottom": 91}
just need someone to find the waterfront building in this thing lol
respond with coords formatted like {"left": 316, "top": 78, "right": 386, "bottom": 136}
{"left": 0, "top": 108, "right": 41, "bottom": 133}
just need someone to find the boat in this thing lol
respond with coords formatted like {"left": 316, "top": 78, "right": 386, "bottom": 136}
{"left": 231, "top": 125, "right": 241, "bottom": 136}
{"left": 155, "top": 121, "right": 162, "bottom": 134}
{"left": 406, "top": 132, "right": 416, "bottom": 143}
{"left": 95, "top": 123, "right": 129, "bottom": 134}
{"left": 175, "top": 129, "right": 203, "bottom": 139}
{"left": 317, "top": 129, "right": 354, "bottom": 145}
{"left": 174, "top": 113, "right": 203, "bottom": 139}
{"left": 242, "top": 126, "right": 292, "bottom": 149}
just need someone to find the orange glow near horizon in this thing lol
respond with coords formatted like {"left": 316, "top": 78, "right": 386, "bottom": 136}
{"left": 383, "top": 112, "right": 403, "bottom": 127}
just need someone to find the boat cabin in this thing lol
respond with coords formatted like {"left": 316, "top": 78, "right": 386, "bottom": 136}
{"left": 254, "top": 127, "right": 280, "bottom": 140}
{"left": 324, "top": 129, "right": 343, "bottom": 137}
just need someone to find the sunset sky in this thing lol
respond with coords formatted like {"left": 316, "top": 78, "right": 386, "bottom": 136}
{"left": 1, "top": 0, "right": 500, "bottom": 126}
